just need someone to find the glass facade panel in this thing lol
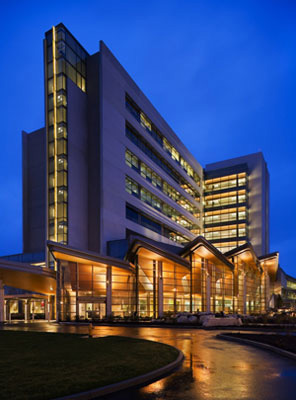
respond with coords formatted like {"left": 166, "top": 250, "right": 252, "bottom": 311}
{"left": 59, "top": 261, "right": 134, "bottom": 321}
{"left": 45, "top": 24, "right": 88, "bottom": 253}
{"left": 54, "top": 244, "right": 268, "bottom": 321}
{"left": 204, "top": 171, "right": 249, "bottom": 253}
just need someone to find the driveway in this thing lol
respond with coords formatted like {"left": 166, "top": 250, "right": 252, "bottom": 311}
{"left": 2, "top": 323, "right": 296, "bottom": 400}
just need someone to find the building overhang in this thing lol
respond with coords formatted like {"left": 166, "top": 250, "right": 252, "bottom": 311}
{"left": 0, "top": 258, "right": 56, "bottom": 295}
{"left": 125, "top": 238, "right": 190, "bottom": 269}
{"left": 224, "top": 242, "right": 262, "bottom": 272}
{"left": 259, "top": 252, "right": 279, "bottom": 281}
{"left": 179, "top": 236, "right": 234, "bottom": 270}
{"left": 47, "top": 241, "right": 134, "bottom": 273}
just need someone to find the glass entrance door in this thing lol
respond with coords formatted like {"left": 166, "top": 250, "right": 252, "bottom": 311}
{"left": 78, "top": 301, "right": 106, "bottom": 320}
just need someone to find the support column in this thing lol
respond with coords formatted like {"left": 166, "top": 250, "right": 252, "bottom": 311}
{"left": 232, "top": 271, "right": 235, "bottom": 313}
{"left": 243, "top": 272, "right": 247, "bottom": 314}
{"left": 153, "top": 260, "right": 156, "bottom": 318}
{"left": 173, "top": 264, "right": 177, "bottom": 315}
{"left": 75, "top": 262, "right": 79, "bottom": 321}
{"left": 0, "top": 280, "right": 4, "bottom": 323}
{"left": 222, "top": 266, "right": 225, "bottom": 312}
{"left": 44, "top": 299, "right": 49, "bottom": 321}
{"left": 206, "top": 273, "right": 211, "bottom": 313}
{"left": 56, "top": 260, "right": 61, "bottom": 322}
{"left": 189, "top": 254, "right": 193, "bottom": 313}
{"left": 4, "top": 300, "right": 7, "bottom": 321}
{"left": 106, "top": 266, "right": 112, "bottom": 317}
{"left": 32, "top": 301, "right": 35, "bottom": 321}
{"left": 212, "top": 264, "right": 216, "bottom": 313}
{"left": 135, "top": 255, "right": 139, "bottom": 317}
{"left": 49, "top": 296, "right": 54, "bottom": 320}
{"left": 24, "top": 300, "right": 29, "bottom": 322}
{"left": 7, "top": 300, "right": 11, "bottom": 323}
{"left": 158, "top": 261, "right": 163, "bottom": 318}
{"left": 147, "top": 292, "right": 150, "bottom": 316}
{"left": 201, "top": 258, "right": 206, "bottom": 312}
{"left": 265, "top": 271, "right": 270, "bottom": 310}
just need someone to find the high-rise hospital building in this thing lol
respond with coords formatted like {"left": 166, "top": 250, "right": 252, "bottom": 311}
{"left": 0, "top": 23, "right": 294, "bottom": 321}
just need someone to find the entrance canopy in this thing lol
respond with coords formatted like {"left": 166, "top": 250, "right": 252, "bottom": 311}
{"left": 48, "top": 241, "right": 134, "bottom": 272}
{"left": 180, "top": 236, "right": 234, "bottom": 270}
{"left": 0, "top": 257, "right": 56, "bottom": 295}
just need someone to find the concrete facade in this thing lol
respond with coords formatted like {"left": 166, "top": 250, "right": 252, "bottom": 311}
{"left": 22, "top": 128, "right": 46, "bottom": 253}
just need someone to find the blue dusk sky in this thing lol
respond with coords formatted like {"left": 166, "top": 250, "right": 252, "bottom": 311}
{"left": 0, "top": 1, "right": 295, "bottom": 274}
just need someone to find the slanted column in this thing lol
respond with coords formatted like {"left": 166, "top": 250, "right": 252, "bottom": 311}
{"left": 106, "top": 266, "right": 112, "bottom": 317}
{"left": 0, "top": 280, "right": 4, "bottom": 323}
{"left": 158, "top": 261, "right": 163, "bottom": 318}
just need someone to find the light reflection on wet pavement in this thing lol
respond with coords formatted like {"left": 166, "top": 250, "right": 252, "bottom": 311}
{"left": 2, "top": 322, "right": 296, "bottom": 400}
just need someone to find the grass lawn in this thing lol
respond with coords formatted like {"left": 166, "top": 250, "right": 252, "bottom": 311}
{"left": 0, "top": 331, "right": 179, "bottom": 400}
{"left": 226, "top": 333, "right": 296, "bottom": 353}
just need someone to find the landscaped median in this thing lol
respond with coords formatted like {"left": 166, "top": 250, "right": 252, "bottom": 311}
{"left": 0, "top": 331, "right": 183, "bottom": 400}
{"left": 217, "top": 332, "right": 296, "bottom": 361}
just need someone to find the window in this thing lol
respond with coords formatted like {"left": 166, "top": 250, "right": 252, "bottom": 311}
{"left": 125, "top": 175, "right": 198, "bottom": 232}
{"left": 126, "top": 125, "right": 201, "bottom": 199}
{"left": 125, "top": 176, "right": 139, "bottom": 197}
{"left": 125, "top": 149, "right": 200, "bottom": 217}
{"left": 126, "top": 95, "right": 201, "bottom": 185}
{"left": 126, "top": 205, "right": 139, "bottom": 223}
{"left": 126, "top": 204, "right": 190, "bottom": 244}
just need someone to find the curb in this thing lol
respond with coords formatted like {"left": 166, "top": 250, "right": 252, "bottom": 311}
{"left": 217, "top": 334, "right": 296, "bottom": 361}
{"left": 54, "top": 346, "right": 184, "bottom": 399}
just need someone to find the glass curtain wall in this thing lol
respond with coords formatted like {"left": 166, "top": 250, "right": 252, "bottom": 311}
{"left": 45, "top": 25, "right": 88, "bottom": 267}
{"left": 59, "top": 261, "right": 135, "bottom": 321}
{"left": 203, "top": 172, "right": 249, "bottom": 253}
{"left": 191, "top": 253, "right": 234, "bottom": 313}
{"left": 162, "top": 262, "right": 191, "bottom": 314}
{"left": 233, "top": 256, "right": 263, "bottom": 314}
{"left": 137, "top": 256, "right": 190, "bottom": 317}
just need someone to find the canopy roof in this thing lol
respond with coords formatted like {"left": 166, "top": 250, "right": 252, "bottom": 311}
{"left": 180, "top": 236, "right": 234, "bottom": 270}
{"left": 0, "top": 258, "right": 56, "bottom": 295}
{"left": 48, "top": 241, "right": 134, "bottom": 273}
{"left": 125, "top": 238, "right": 190, "bottom": 269}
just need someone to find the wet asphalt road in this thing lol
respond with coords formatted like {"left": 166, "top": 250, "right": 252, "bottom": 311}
{"left": 2, "top": 322, "right": 296, "bottom": 400}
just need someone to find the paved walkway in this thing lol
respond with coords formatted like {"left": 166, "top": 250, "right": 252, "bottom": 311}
{"left": 2, "top": 322, "right": 296, "bottom": 400}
